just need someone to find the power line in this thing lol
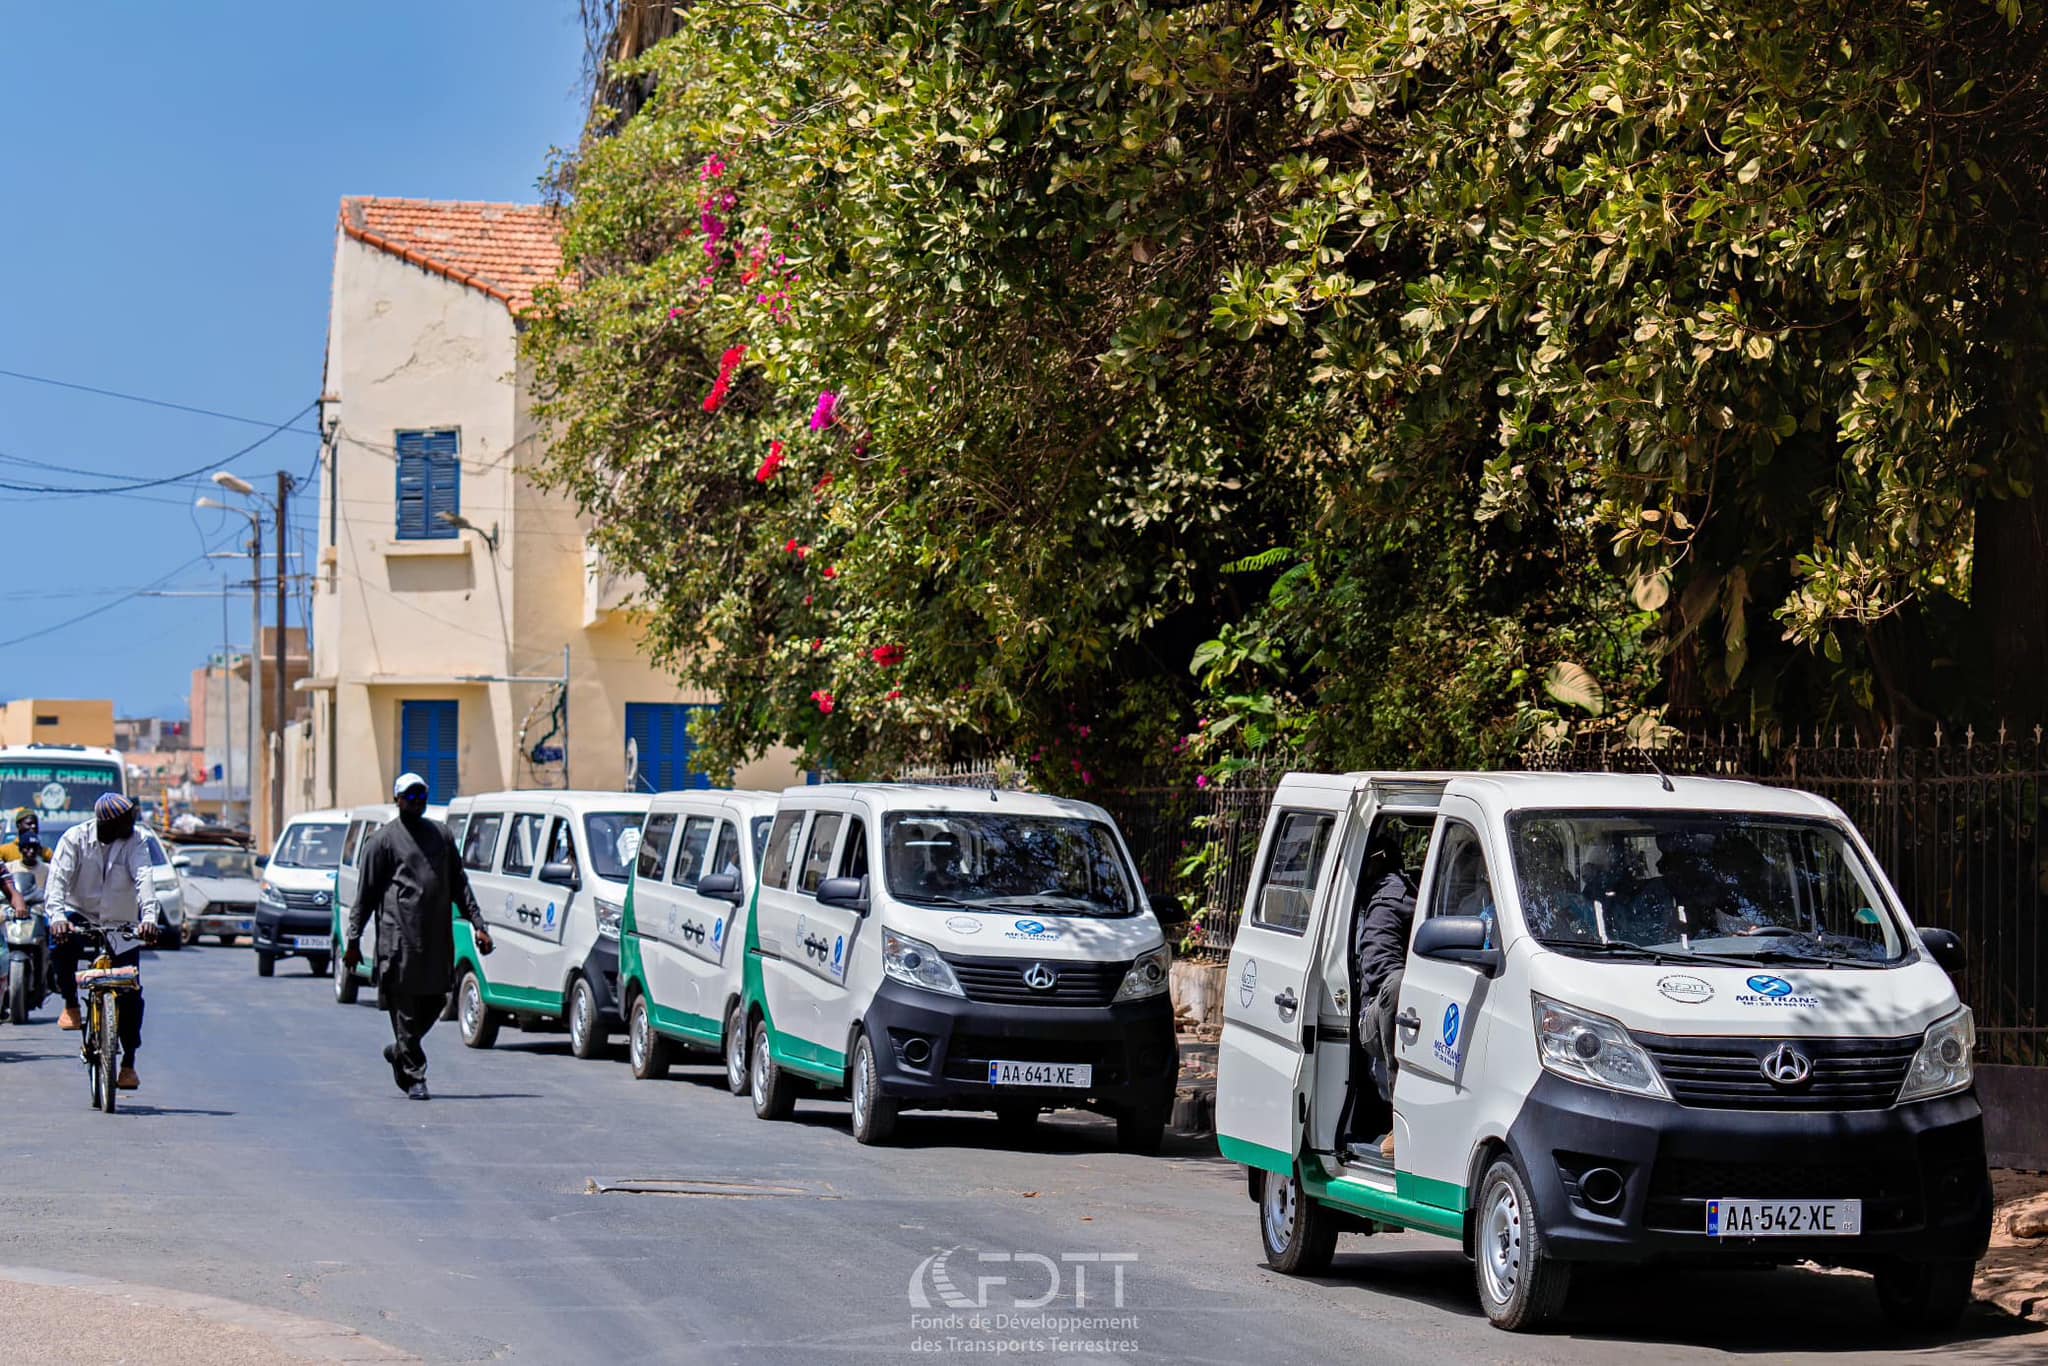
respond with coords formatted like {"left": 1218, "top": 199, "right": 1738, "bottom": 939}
{"left": 0, "top": 366, "right": 323, "bottom": 436}
{"left": 0, "top": 541, "right": 234, "bottom": 650}
{"left": 0, "top": 400, "right": 318, "bottom": 495}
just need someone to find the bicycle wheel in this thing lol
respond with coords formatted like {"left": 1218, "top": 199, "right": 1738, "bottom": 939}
{"left": 85, "top": 999, "right": 103, "bottom": 1110}
{"left": 98, "top": 995, "right": 119, "bottom": 1114}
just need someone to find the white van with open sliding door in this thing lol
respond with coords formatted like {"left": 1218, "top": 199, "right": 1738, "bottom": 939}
{"left": 450, "top": 791, "right": 650, "bottom": 1060}
{"left": 618, "top": 790, "right": 778, "bottom": 1090}
{"left": 743, "top": 784, "right": 1179, "bottom": 1149}
{"left": 1216, "top": 771, "right": 1991, "bottom": 1332}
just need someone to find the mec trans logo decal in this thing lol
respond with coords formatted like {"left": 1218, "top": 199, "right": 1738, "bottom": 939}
{"left": 1736, "top": 974, "right": 1819, "bottom": 1010}
{"left": 1003, "top": 918, "right": 1061, "bottom": 942}
{"left": 1432, "top": 1002, "right": 1465, "bottom": 1068}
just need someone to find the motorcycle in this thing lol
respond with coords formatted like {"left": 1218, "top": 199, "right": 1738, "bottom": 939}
{"left": 3, "top": 862, "right": 51, "bottom": 1025}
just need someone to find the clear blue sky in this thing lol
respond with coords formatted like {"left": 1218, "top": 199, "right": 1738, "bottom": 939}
{"left": 0, "top": 2, "right": 586, "bottom": 718}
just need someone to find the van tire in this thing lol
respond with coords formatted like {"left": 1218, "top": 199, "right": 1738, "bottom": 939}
{"left": 1473, "top": 1157, "right": 1570, "bottom": 1331}
{"left": 749, "top": 1019, "right": 795, "bottom": 1120}
{"left": 723, "top": 1001, "right": 750, "bottom": 1095}
{"left": 1115, "top": 1103, "right": 1168, "bottom": 1154}
{"left": 567, "top": 976, "right": 604, "bottom": 1060}
{"left": 334, "top": 962, "right": 359, "bottom": 1004}
{"left": 308, "top": 954, "right": 332, "bottom": 977}
{"left": 1259, "top": 1169, "right": 1338, "bottom": 1275}
{"left": 994, "top": 1103, "right": 1039, "bottom": 1139}
{"left": 1873, "top": 1258, "right": 1974, "bottom": 1332}
{"left": 848, "top": 1032, "right": 898, "bottom": 1145}
{"left": 458, "top": 969, "right": 500, "bottom": 1049}
{"left": 255, "top": 951, "right": 274, "bottom": 978}
{"left": 628, "top": 993, "right": 670, "bottom": 1080}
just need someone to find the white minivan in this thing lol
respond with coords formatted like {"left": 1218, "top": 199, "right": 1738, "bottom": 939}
{"left": 742, "top": 784, "right": 1179, "bottom": 1149}
{"left": 619, "top": 790, "right": 779, "bottom": 1090}
{"left": 448, "top": 790, "right": 651, "bottom": 1059}
{"left": 253, "top": 809, "right": 349, "bottom": 978}
{"left": 1217, "top": 771, "right": 1992, "bottom": 1332}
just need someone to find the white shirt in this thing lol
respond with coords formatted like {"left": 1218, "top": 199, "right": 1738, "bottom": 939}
{"left": 44, "top": 823, "right": 160, "bottom": 927}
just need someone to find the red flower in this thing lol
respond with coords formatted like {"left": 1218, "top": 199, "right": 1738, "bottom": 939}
{"left": 822, "top": 565, "right": 839, "bottom": 580}
{"left": 702, "top": 345, "right": 748, "bottom": 414}
{"left": 887, "top": 689, "right": 902, "bottom": 700}
{"left": 784, "top": 538, "right": 800, "bottom": 554}
{"left": 803, "top": 594, "right": 814, "bottom": 606}
{"left": 811, "top": 638, "right": 823, "bottom": 651}
{"left": 755, "top": 440, "right": 786, "bottom": 482}
{"left": 814, "top": 471, "right": 835, "bottom": 494}
{"left": 810, "top": 689, "right": 835, "bottom": 715}
{"left": 870, "top": 645, "right": 904, "bottom": 667}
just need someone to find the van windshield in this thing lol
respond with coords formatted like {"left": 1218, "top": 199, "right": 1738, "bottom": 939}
{"left": 1507, "top": 810, "right": 1911, "bottom": 966}
{"left": 882, "top": 811, "right": 1135, "bottom": 918}
{"left": 274, "top": 823, "right": 346, "bottom": 869}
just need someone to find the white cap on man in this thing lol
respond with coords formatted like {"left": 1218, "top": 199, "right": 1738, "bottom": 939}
{"left": 392, "top": 772, "right": 430, "bottom": 800}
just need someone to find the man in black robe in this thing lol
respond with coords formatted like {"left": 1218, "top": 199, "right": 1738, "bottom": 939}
{"left": 343, "top": 772, "right": 493, "bottom": 1099}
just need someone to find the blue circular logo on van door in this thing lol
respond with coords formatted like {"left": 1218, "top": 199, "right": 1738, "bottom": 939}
{"left": 832, "top": 935, "right": 844, "bottom": 968}
{"left": 1442, "top": 1002, "right": 1462, "bottom": 1047}
{"left": 1747, "top": 974, "right": 1793, "bottom": 998}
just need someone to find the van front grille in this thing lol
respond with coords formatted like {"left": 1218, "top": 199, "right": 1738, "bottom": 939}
{"left": 1635, "top": 1032, "right": 1918, "bottom": 1111}
{"left": 943, "top": 954, "right": 1125, "bottom": 1007}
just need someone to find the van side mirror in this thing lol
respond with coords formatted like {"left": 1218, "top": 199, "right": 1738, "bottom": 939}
{"left": 539, "top": 860, "right": 580, "bottom": 889}
{"left": 698, "top": 871, "right": 745, "bottom": 906}
{"left": 817, "top": 876, "right": 869, "bottom": 913}
{"left": 1919, "top": 927, "right": 1964, "bottom": 972}
{"left": 1414, "top": 915, "right": 1503, "bottom": 974}
{"left": 171, "top": 856, "right": 192, "bottom": 870}
{"left": 254, "top": 855, "right": 268, "bottom": 869}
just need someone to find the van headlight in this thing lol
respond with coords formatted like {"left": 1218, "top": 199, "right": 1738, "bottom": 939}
{"left": 1113, "top": 946, "right": 1171, "bottom": 1002}
{"left": 594, "top": 897, "right": 624, "bottom": 941}
{"left": 1897, "top": 1007, "right": 1974, "bottom": 1103}
{"left": 1532, "top": 994, "right": 1669, "bottom": 1099}
{"left": 882, "top": 928, "right": 964, "bottom": 998}
{"left": 257, "top": 880, "right": 283, "bottom": 909}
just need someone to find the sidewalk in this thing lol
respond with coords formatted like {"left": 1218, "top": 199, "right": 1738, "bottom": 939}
{"left": 0, "top": 1265, "right": 415, "bottom": 1365}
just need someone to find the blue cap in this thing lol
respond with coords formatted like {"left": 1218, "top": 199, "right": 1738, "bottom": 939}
{"left": 392, "top": 772, "right": 429, "bottom": 799}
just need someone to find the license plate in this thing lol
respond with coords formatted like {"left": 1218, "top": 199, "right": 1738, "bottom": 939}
{"left": 291, "top": 935, "right": 328, "bottom": 950}
{"left": 1707, "top": 1198, "right": 1862, "bottom": 1237}
{"left": 987, "top": 1060, "right": 1092, "bottom": 1088}
{"left": 236, "top": 921, "right": 253, "bottom": 933}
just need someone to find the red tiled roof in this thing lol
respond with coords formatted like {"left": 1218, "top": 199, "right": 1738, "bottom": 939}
{"left": 339, "top": 197, "right": 563, "bottom": 314}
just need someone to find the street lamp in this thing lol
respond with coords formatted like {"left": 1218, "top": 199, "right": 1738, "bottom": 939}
{"left": 197, "top": 492, "right": 261, "bottom": 834}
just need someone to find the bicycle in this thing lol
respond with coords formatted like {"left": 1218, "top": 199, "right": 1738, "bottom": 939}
{"left": 67, "top": 922, "right": 148, "bottom": 1113}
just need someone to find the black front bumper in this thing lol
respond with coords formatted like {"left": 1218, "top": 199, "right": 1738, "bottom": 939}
{"left": 584, "top": 938, "right": 623, "bottom": 1023}
{"left": 252, "top": 908, "right": 333, "bottom": 959}
{"left": 861, "top": 977, "right": 1177, "bottom": 1114}
{"left": 1507, "top": 1071, "right": 1993, "bottom": 1268}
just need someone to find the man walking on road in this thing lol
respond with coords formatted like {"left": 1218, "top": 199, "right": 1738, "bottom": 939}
{"left": 343, "top": 773, "right": 492, "bottom": 1100}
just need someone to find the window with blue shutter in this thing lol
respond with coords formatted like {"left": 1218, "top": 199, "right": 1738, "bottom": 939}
{"left": 395, "top": 429, "right": 461, "bottom": 540}
{"left": 399, "top": 700, "right": 460, "bottom": 802}
{"left": 624, "top": 703, "right": 723, "bottom": 792}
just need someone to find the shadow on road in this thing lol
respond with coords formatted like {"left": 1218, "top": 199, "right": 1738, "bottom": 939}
{"left": 115, "top": 1105, "right": 236, "bottom": 1117}
{"left": 1304, "top": 1250, "right": 2043, "bottom": 1356}
{"left": 414, "top": 1093, "right": 543, "bottom": 1102}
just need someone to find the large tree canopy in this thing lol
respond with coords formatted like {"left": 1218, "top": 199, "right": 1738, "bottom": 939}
{"left": 528, "top": 0, "right": 2048, "bottom": 786}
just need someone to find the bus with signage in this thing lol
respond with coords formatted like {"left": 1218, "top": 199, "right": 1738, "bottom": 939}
{"left": 0, "top": 745, "right": 127, "bottom": 845}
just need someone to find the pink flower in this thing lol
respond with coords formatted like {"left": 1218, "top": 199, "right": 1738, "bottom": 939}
{"left": 809, "top": 391, "right": 838, "bottom": 431}
{"left": 668, "top": 307, "right": 684, "bottom": 320}
{"left": 755, "top": 440, "right": 786, "bottom": 482}
{"left": 702, "top": 345, "right": 746, "bottom": 414}
{"left": 809, "top": 689, "right": 834, "bottom": 715}
{"left": 1195, "top": 774, "right": 1211, "bottom": 789}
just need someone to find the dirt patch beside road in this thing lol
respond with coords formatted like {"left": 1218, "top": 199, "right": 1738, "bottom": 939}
{"left": 1978, "top": 1170, "right": 2048, "bottom": 1324}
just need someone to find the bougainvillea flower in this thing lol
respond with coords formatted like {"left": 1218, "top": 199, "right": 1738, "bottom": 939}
{"left": 821, "top": 565, "right": 839, "bottom": 580}
{"left": 887, "top": 689, "right": 902, "bottom": 701}
{"left": 809, "top": 391, "right": 838, "bottom": 432}
{"left": 755, "top": 440, "right": 786, "bottom": 483}
{"left": 814, "top": 472, "right": 835, "bottom": 493}
{"left": 811, "top": 638, "right": 823, "bottom": 651}
{"left": 810, "top": 689, "right": 834, "bottom": 715}
{"left": 784, "top": 538, "right": 800, "bottom": 554}
{"left": 703, "top": 345, "right": 748, "bottom": 414}
{"left": 870, "top": 645, "right": 904, "bottom": 667}
{"left": 1195, "top": 774, "right": 1211, "bottom": 789}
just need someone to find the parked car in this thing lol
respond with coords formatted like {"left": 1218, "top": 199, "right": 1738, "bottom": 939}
{"left": 253, "top": 810, "right": 349, "bottom": 977}
{"left": 139, "top": 829, "right": 187, "bottom": 951}
{"left": 164, "top": 834, "right": 261, "bottom": 946}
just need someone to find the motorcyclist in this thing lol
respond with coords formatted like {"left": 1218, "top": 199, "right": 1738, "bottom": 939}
{"left": 45, "top": 794, "right": 161, "bottom": 1088}
{"left": 0, "top": 808, "right": 47, "bottom": 869}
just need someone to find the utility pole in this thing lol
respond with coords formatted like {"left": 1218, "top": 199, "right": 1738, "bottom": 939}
{"left": 248, "top": 520, "right": 262, "bottom": 839}
{"left": 274, "top": 471, "right": 290, "bottom": 838}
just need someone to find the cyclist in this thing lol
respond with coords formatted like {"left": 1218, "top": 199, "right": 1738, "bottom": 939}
{"left": 46, "top": 793, "right": 161, "bottom": 1088}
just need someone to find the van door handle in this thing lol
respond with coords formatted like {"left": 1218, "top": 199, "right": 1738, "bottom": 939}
{"left": 1273, "top": 989, "right": 1298, "bottom": 1014}
{"left": 1395, "top": 1008, "right": 1421, "bottom": 1032}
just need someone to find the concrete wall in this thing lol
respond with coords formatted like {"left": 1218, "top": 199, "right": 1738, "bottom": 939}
{"left": 0, "top": 699, "right": 116, "bottom": 748}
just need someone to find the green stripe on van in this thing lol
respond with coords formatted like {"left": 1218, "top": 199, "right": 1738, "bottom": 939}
{"left": 453, "top": 923, "right": 564, "bottom": 1014}
{"left": 1217, "top": 1135, "right": 1293, "bottom": 1176}
{"left": 1396, "top": 1170, "right": 1469, "bottom": 1214}
{"left": 648, "top": 999, "right": 722, "bottom": 1047}
{"left": 1306, "top": 1171, "right": 1466, "bottom": 1239}
{"left": 738, "top": 884, "right": 847, "bottom": 1085}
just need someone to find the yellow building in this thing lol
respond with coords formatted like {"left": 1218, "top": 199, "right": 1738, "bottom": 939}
{"left": 294, "top": 198, "right": 795, "bottom": 813}
{"left": 0, "top": 699, "right": 116, "bottom": 749}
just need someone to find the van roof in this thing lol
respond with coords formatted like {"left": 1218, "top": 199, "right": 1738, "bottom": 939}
{"left": 455, "top": 789, "right": 654, "bottom": 816}
{"left": 1290, "top": 770, "right": 1840, "bottom": 820}
{"left": 285, "top": 808, "right": 350, "bottom": 826}
{"left": 647, "top": 788, "right": 780, "bottom": 815}
{"left": 784, "top": 782, "right": 1115, "bottom": 823}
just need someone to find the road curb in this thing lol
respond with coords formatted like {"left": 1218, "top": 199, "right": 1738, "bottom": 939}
{"left": 0, "top": 1264, "right": 418, "bottom": 1362}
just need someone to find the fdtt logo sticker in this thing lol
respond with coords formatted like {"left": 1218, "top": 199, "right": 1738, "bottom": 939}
{"left": 1735, "top": 974, "right": 1820, "bottom": 1010}
{"left": 1432, "top": 1001, "right": 1465, "bottom": 1067}
{"left": 1237, "top": 958, "right": 1258, "bottom": 1008}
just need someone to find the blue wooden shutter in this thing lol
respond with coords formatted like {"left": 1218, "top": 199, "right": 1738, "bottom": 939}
{"left": 400, "top": 700, "right": 460, "bottom": 802}
{"left": 625, "top": 703, "right": 720, "bottom": 791}
{"left": 395, "top": 430, "right": 460, "bottom": 539}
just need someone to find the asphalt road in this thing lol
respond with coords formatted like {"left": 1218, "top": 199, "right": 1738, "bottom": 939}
{"left": 0, "top": 945, "right": 2038, "bottom": 1364}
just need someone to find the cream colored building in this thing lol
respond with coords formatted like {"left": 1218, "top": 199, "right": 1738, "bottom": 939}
{"left": 297, "top": 197, "right": 794, "bottom": 812}
{"left": 0, "top": 699, "right": 115, "bottom": 749}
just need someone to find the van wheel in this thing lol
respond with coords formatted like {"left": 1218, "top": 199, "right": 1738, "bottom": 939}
{"left": 848, "top": 1032, "right": 898, "bottom": 1145}
{"left": 255, "top": 952, "right": 274, "bottom": 978}
{"left": 1873, "top": 1258, "right": 1974, "bottom": 1331}
{"left": 1260, "top": 1168, "right": 1338, "bottom": 1275}
{"left": 567, "top": 976, "right": 604, "bottom": 1060}
{"left": 722, "top": 1001, "right": 750, "bottom": 1096}
{"left": 458, "top": 970, "right": 500, "bottom": 1049}
{"left": 995, "top": 1103, "right": 1039, "bottom": 1139}
{"left": 628, "top": 994, "right": 670, "bottom": 1080}
{"left": 334, "top": 961, "right": 359, "bottom": 1004}
{"left": 308, "top": 954, "right": 332, "bottom": 977}
{"left": 749, "top": 1019, "right": 795, "bottom": 1120}
{"left": 1474, "top": 1157, "right": 1571, "bottom": 1331}
{"left": 1115, "top": 1103, "right": 1168, "bottom": 1154}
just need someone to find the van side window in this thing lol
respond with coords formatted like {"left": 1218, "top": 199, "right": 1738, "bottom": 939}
{"left": 502, "top": 813, "right": 547, "bottom": 878}
{"left": 798, "top": 813, "right": 844, "bottom": 895}
{"left": 1430, "top": 821, "right": 1498, "bottom": 928}
{"left": 711, "top": 821, "right": 742, "bottom": 879}
{"left": 341, "top": 822, "right": 364, "bottom": 867}
{"left": 838, "top": 818, "right": 868, "bottom": 879}
{"left": 1253, "top": 810, "right": 1335, "bottom": 935}
{"left": 461, "top": 813, "right": 504, "bottom": 872}
{"left": 638, "top": 813, "right": 677, "bottom": 881}
{"left": 671, "top": 816, "right": 715, "bottom": 889}
{"left": 546, "top": 817, "right": 577, "bottom": 874}
{"left": 760, "top": 811, "right": 805, "bottom": 889}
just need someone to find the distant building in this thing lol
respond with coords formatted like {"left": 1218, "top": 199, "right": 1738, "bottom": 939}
{"left": 300, "top": 197, "right": 795, "bottom": 812}
{"left": 114, "top": 716, "right": 191, "bottom": 754}
{"left": 0, "top": 698, "right": 115, "bottom": 749}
